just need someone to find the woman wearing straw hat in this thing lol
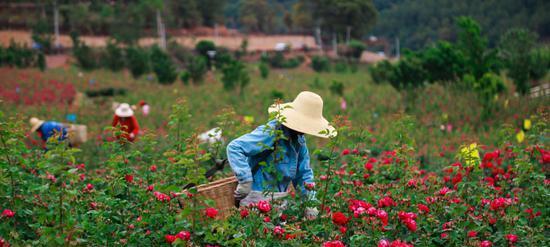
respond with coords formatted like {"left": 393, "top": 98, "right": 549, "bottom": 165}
{"left": 29, "top": 117, "right": 69, "bottom": 146}
{"left": 227, "top": 91, "right": 336, "bottom": 218}
{"left": 112, "top": 103, "right": 140, "bottom": 142}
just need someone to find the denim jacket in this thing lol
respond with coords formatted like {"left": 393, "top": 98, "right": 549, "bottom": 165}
{"left": 227, "top": 120, "right": 315, "bottom": 197}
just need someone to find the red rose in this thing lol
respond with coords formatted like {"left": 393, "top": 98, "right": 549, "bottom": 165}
{"left": 376, "top": 209, "right": 388, "bottom": 226}
{"left": 364, "top": 162, "right": 373, "bottom": 171}
{"left": 176, "top": 231, "right": 191, "bottom": 241}
{"left": 147, "top": 185, "right": 154, "bottom": 191}
{"left": 257, "top": 200, "right": 271, "bottom": 213}
{"left": 441, "top": 233, "right": 448, "bottom": 239}
{"left": 263, "top": 216, "right": 271, "bottom": 222}
{"left": 273, "top": 226, "right": 285, "bottom": 236}
{"left": 407, "top": 179, "right": 417, "bottom": 187}
{"left": 480, "top": 240, "right": 492, "bottom": 247}
{"left": 125, "top": 174, "right": 134, "bottom": 183}
{"left": 86, "top": 183, "right": 94, "bottom": 190}
{"left": 505, "top": 234, "right": 518, "bottom": 244}
{"left": 339, "top": 226, "right": 347, "bottom": 234}
{"left": 332, "top": 212, "right": 349, "bottom": 226}
{"left": 205, "top": 208, "right": 218, "bottom": 219}
{"left": 341, "top": 149, "right": 350, "bottom": 156}
{"left": 1, "top": 209, "right": 14, "bottom": 218}
{"left": 89, "top": 202, "right": 98, "bottom": 209}
{"left": 165, "top": 234, "right": 176, "bottom": 244}
{"left": 149, "top": 165, "right": 157, "bottom": 172}
{"left": 240, "top": 209, "right": 249, "bottom": 218}
{"left": 467, "top": 231, "right": 478, "bottom": 238}
{"left": 403, "top": 218, "right": 417, "bottom": 232}
{"left": 417, "top": 204, "right": 430, "bottom": 214}
{"left": 322, "top": 240, "right": 345, "bottom": 247}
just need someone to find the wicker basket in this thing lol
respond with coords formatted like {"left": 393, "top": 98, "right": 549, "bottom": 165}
{"left": 178, "top": 176, "right": 238, "bottom": 219}
{"left": 66, "top": 124, "right": 88, "bottom": 146}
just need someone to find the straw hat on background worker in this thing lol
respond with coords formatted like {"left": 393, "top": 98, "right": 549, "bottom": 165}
{"left": 115, "top": 103, "right": 134, "bottom": 117}
{"left": 268, "top": 91, "right": 336, "bottom": 138}
{"left": 30, "top": 117, "right": 45, "bottom": 132}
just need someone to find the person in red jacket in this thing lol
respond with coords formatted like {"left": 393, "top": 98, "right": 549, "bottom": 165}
{"left": 112, "top": 103, "right": 139, "bottom": 142}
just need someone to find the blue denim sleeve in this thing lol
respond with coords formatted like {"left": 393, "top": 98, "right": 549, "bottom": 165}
{"left": 227, "top": 123, "right": 275, "bottom": 184}
{"left": 293, "top": 140, "right": 316, "bottom": 200}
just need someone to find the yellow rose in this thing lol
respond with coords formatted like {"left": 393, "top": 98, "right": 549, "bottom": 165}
{"left": 460, "top": 143, "right": 480, "bottom": 167}
{"left": 523, "top": 119, "right": 531, "bottom": 130}
{"left": 516, "top": 130, "right": 525, "bottom": 143}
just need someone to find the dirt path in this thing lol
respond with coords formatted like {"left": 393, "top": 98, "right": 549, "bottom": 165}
{"left": 0, "top": 30, "right": 317, "bottom": 51}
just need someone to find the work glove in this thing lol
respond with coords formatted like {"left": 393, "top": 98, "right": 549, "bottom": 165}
{"left": 305, "top": 207, "right": 319, "bottom": 220}
{"left": 234, "top": 181, "right": 252, "bottom": 201}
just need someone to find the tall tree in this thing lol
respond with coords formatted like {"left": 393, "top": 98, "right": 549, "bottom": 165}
{"left": 310, "top": 0, "right": 377, "bottom": 39}
{"left": 239, "top": 0, "right": 275, "bottom": 33}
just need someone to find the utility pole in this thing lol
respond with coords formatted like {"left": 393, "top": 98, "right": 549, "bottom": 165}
{"left": 156, "top": 9, "right": 166, "bottom": 50}
{"left": 346, "top": 26, "right": 351, "bottom": 45}
{"left": 332, "top": 32, "right": 337, "bottom": 57}
{"left": 395, "top": 37, "right": 400, "bottom": 59}
{"left": 53, "top": 0, "right": 60, "bottom": 49}
{"left": 315, "top": 27, "right": 322, "bottom": 51}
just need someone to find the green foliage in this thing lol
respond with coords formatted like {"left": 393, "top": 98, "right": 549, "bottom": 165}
{"left": 347, "top": 39, "right": 366, "bottom": 59}
{"left": 167, "top": 41, "right": 194, "bottom": 66}
{"left": 214, "top": 48, "right": 234, "bottom": 69}
{"left": 187, "top": 56, "right": 208, "bottom": 84}
{"left": 388, "top": 54, "right": 428, "bottom": 90}
{"left": 456, "top": 16, "right": 499, "bottom": 80}
{"left": 421, "top": 41, "right": 466, "bottom": 83}
{"left": 368, "top": 60, "right": 393, "bottom": 84}
{"left": 0, "top": 41, "right": 43, "bottom": 69}
{"left": 221, "top": 60, "right": 250, "bottom": 94}
{"left": 333, "top": 61, "right": 349, "bottom": 74}
{"left": 125, "top": 46, "right": 150, "bottom": 79}
{"left": 265, "top": 52, "right": 303, "bottom": 69}
{"left": 498, "top": 28, "right": 538, "bottom": 95}
{"left": 372, "top": 0, "right": 549, "bottom": 50}
{"left": 102, "top": 41, "right": 125, "bottom": 72}
{"left": 72, "top": 35, "right": 99, "bottom": 71}
{"left": 259, "top": 62, "right": 269, "bottom": 79}
{"left": 528, "top": 46, "right": 550, "bottom": 82}
{"left": 311, "top": 55, "right": 330, "bottom": 72}
{"left": 31, "top": 18, "right": 52, "bottom": 53}
{"left": 329, "top": 80, "right": 344, "bottom": 96}
{"left": 239, "top": 0, "right": 276, "bottom": 33}
{"left": 195, "top": 40, "right": 216, "bottom": 58}
{"left": 305, "top": 0, "right": 378, "bottom": 39}
{"left": 180, "top": 71, "right": 190, "bottom": 85}
{"left": 150, "top": 45, "right": 178, "bottom": 85}
{"left": 462, "top": 72, "right": 506, "bottom": 113}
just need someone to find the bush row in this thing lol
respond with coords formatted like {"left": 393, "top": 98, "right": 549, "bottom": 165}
{"left": 0, "top": 41, "right": 46, "bottom": 71}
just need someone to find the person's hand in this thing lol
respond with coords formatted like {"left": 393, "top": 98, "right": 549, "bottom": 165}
{"left": 305, "top": 207, "right": 319, "bottom": 220}
{"left": 234, "top": 182, "right": 252, "bottom": 200}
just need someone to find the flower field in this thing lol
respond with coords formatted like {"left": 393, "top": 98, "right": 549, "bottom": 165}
{"left": 0, "top": 65, "right": 548, "bottom": 246}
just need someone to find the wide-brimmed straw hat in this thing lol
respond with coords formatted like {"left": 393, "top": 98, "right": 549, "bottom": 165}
{"left": 30, "top": 117, "right": 45, "bottom": 132}
{"left": 115, "top": 103, "right": 134, "bottom": 117}
{"left": 268, "top": 91, "right": 336, "bottom": 138}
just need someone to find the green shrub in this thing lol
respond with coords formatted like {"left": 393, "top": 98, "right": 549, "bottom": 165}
{"left": 180, "top": 71, "right": 190, "bottom": 85}
{"left": 369, "top": 60, "right": 394, "bottom": 84}
{"left": 37, "top": 51, "right": 46, "bottom": 71}
{"left": 271, "top": 90, "right": 284, "bottom": 99}
{"left": 125, "top": 46, "right": 150, "bottom": 78}
{"left": 329, "top": 80, "right": 345, "bottom": 96}
{"left": 31, "top": 18, "right": 52, "bottom": 53}
{"left": 388, "top": 55, "right": 428, "bottom": 90}
{"left": 3, "top": 41, "right": 39, "bottom": 68}
{"left": 348, "top": 40, "right": 366, "bottom": 59}
{"left": 266, "top": 52, "right": 303, "bottom": 69}
{"left": 103, "top": 41, "right": 125, "bottom": 72}
{"left": 187, "top": 56, "right": 208, "bottom": 84}
{"left": 195, "top": 40, "right": 216, "bottom": 57}
{"left": 221, "top": 60, "right": 250, "bottom": 94}
{"left": 150, "top": 45, "right": 178, "bottom": 85}
{"left": 214, "top": 48, "right": 234, "bottom": 69}
{"left": 421, "top": 41, "right": 466, "bottom": 83}
{"left": 259, "top": 62, "right": 269, "bottom": 79}
{"left": 334, "top": 61, "right": 349, "bottom": 73}
{"left": 73, "top": 36, "right": 99, "bottom": 71}
{"left": 311, "top": 55, "right": 330, "bottom": 72}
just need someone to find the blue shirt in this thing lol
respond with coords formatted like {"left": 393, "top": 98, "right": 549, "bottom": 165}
{"left": 39, "top": 121, "right": 68, "bottom": 142}
{"left": 227, "top": 120, "right": 315, "bottom": 197}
